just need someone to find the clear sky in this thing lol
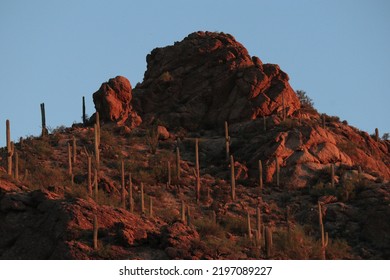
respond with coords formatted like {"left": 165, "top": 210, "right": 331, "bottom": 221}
{"left": 1, "top": 0, "right": 389, "bottom": 147}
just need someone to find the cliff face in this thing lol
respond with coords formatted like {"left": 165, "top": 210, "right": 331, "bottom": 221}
{"left": 133, "top": 31, "right": 300, "bottom": 130}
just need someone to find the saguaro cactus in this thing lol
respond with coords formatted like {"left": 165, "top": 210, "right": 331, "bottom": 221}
{"left": 256, "top": 206, "right": 262, "bottom": 244}
{"left": 141, "top": 183, "right": 145, "bottom": 214}
{"left": 40, "top": 103, "right": 47, "bottom": 137}
{"left": 224, "top": 121, "right": 230, "bottom": 160}
{"left": 247, "top": 211, "right": 252, "bottom": 240}
{"left": 258, "top": 160, "right": 263, "bottom": 192}
{"left": 96, "top": 112, "right": 100, "bottom": 146}
{"left": 176, "top": 147, "right": 181, "bottom": 180}
{"left": 94, "top": 168, "right": 98, "bottom": 202}
{"left": 129, "top": 173, "right": 134, "bottom": 213}
{"left": 318, "top": 201, "right": 329, "bottom": 260}
{"left": 331, "top": 164, "right": 335, "bottom": 188}
{"left": 275, "top": 157, "right": 280, "bottom": 187}
{"left": 195, "top": 138, "right": 201, "bottom": 202}
{"left": 282, "top": 91, "right": 286, "bottom": 120}
{"left": 121, "top": 160, "right": 125, "bottom": 209}
{"left": 88, "top": 156, "right": 92, "bottom": 196}
{"left": 67, "top": 142, "right": 73, "bottom": 185}
{"left": 82, "top": 96, "right": 87, "bottom": 126}
{"left": 94, "top": 124, "right": 100, "bottom": 170}
{"left": 181, "top": 200, "right": 186, "bottom": 222}
{"left": 263, "top": 116, "right": 266, "bottom": 132}
{"left": 93, "top": 214, "right": 98, "bottom": 250}
{"left": 358, "top": 166, "right": 362, "bottom": 182}
{"left": 322, "top": 114, "right": 326, "bottom": 129}
{"left": 265, "top": 226, "right": 273, "bottom": 258}
{"left": 72, "top": 136, "right": 77, "bottom": 164}
{"left": 211, "top": 210, "right": 217, "bottom": 224}
{"left": 375, "top": 128, "right": 379, "bottom": 142}
{"left": 186, "top": 206, "right": 191, "bottom": 226}
{"left": 6, "top": 120, "right": 13, "bottom": 176}
{"left": 230, "top": 155, "right": 236, "bottom": 200}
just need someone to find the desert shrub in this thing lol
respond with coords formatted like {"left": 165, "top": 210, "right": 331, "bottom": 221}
{"left": 219, "top": 215, "right": 247, "bottom": 235}
{"left": 28, "top": 165, "right": 67, "bottom": 190}
{"left": 324, "top": 114, "right": 340, "bottom": 123}
{"left": 310, "top": 181, "right": 336, "bottom": 199}
{"left": 100, "top": 129, "right": 116, "bottom": 146}
{"left": 336, "top": 178, "right": 357, "bottom": 202}
{"left": 145, "top": 125, "right": 159, "bottom": 154}
{"left": 279, "top": 119, "right": 299, "bottom": 129}
{"left": 382, "top": 133, "right": 389, "bottom": 141}
{"left": 296, "top": 90, "right": 314, "bottom": 109}
{"left": 273, "top": 225, "right": 319, "bottom": 259}
{"left": 326, "top": 238, "right": 355, "bottom": 259}
{"left": 31, "top": 139, "right": 53, "bottom": 158}
{"left": 66, "top": 185, "right": 89, "bottom": 200}
{"left": 194, "top": 217, "right": 225, "bottom": 239}
{"left": 159, "top": 71, "right": 173, "bottom": 82}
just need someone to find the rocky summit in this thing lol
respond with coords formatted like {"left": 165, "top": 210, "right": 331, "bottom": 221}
{"left": 0, "top": 31, "right": 389, "bottom": 260}
{"left": 132, "top": 31, "right": 300, "bottom": 130}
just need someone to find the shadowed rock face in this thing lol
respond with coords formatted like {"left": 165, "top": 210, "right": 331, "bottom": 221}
{"left": 133, "top": 31, "right": 300, "bottom": 130}
{"left": 93, "top": 76, "right": 141, "bottom": 128}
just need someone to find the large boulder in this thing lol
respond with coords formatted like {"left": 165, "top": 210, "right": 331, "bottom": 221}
{"left": 93, "top": 76, "right": 141, "bottom": 128}
{"left": 133, "top": 31, "right": 300, "bottom": 130}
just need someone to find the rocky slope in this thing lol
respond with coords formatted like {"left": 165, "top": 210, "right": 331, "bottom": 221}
{"left": 0, "top": 31, "right": 389, "bottom": 260}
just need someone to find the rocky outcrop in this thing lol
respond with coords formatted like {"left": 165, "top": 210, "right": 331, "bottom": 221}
{"left": 93, "top": 76, "right": 141, "bottom": 128}
{"left": 0, "top": 188, "right": 158, "bottom": 259}
{"left": 133, "top": 31, "right": 300, "bottom": 130}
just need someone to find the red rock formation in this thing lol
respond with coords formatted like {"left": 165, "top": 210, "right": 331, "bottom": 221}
{"left": 93, "top": 76, "right": 141, "bottom": 128}
{"left": 133, "top": 31, "right": 300, "bottom": 130}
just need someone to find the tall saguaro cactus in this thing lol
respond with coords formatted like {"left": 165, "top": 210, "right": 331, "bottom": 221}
{"left": 88, "top": 156, "right": 92, "bottom": 196}
{"left": 82, "top": 96, "right": 86, "bottom": 126}
{"left": 263, "top": 116, "right": 266, "bottom": 132}
{"left": 375, "top": 128, "right": 379, "bottom": 142}
{"left": 181, "top": 200, "right": 186, "bottom": 222}
{"left": 40, "top": 103, "right": 47, "bottom": 137}
{"left": 230, "top": 155, "right": 236, "bottom": 201}
{"left": 258, "top": 160, "right": 263, "bottom": 192}
{"left": 121, "top": 160, "right": 125, "bottom": 209}
{"left": 141, "top": 183, "right": 145, "bottom": 214}
{"left": 275, "top": 157, "right": 280, "bottom": 187}
{"left": 6, "top": 120, "right": 13, "bottom": 176}
{"left": 176, "top": 147, "right": 181, "bottom": 180}
{"left": 195, "top": 138, "right": 201, "bottom": 202}
{"left": 67, "top": 142, "right": 73, "bottom": 185}
{"left": 247, "top": 211, "right": 252, "bottom": 240}
{"left": 128, "top": 173, "right": 134, "bottom": 213}
{"left": 93, "top": 214, "right": 98, "bottom": 250}
{"left": 265, "top": 226, "right": 273, "bottom": 258}
{"left": 94, "top": 124, "right": 100, "bottom": 170}
{"left": 282, "top": 91, "right": 286, "bottom": 120}
{"left": 331, "top": 164, "right": 335, "bottom": 188}
{"left": 224, "top": 121, "right": 230, "bottom": 160}
{"left": 94, "top": 168, "right": 98, "bottom": 202}
{"left": 256, "top": 206, "right": 262, "bottom": 245}
{"left": 318, "top": 201, "right": 329, "bottom": 260}
{"left": 72, "top": 136, "right": 77, "bottom": 164}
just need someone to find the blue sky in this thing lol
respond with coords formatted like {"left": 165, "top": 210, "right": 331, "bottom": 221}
{"left": 1, "top": 0, "right": 389, "bottom": 147}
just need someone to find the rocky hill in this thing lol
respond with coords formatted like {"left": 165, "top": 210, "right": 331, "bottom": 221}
{"left": 0, "top": 31, "right": 389, "bottom": 260}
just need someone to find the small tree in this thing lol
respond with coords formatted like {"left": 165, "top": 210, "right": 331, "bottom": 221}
{"left": 296, "top": 90, "right": 314, "bottom": 109}
{"left": 382, "top": 133, "right": 389, "bottom": 141}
